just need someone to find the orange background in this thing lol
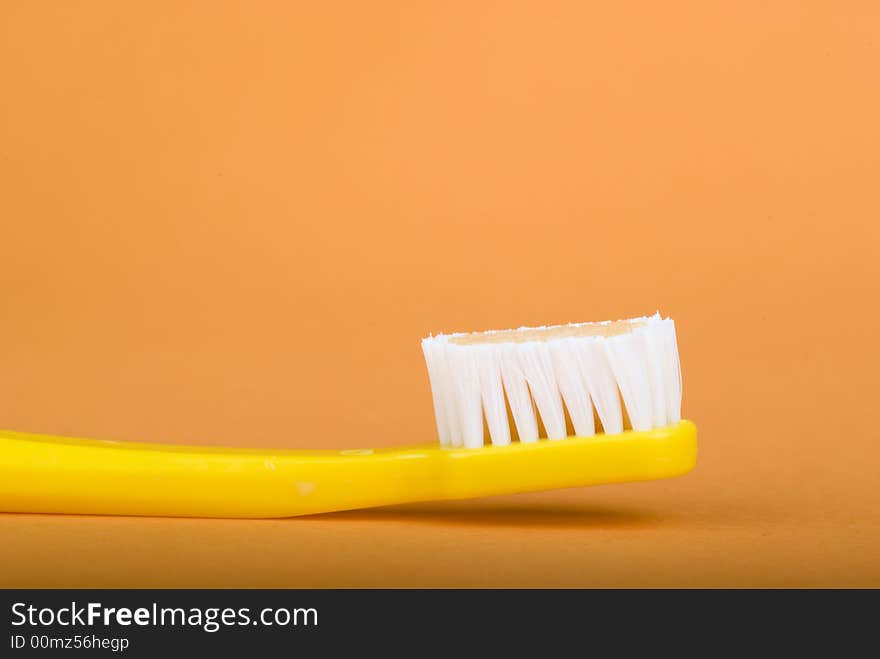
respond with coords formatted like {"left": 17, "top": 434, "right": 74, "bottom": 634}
{"left": 1, "top": 2, "right": 878, "bottom": 587}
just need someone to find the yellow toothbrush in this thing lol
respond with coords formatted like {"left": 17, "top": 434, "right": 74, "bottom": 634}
{"left": 0, "top": 314, "right": 696, "bottom": 518}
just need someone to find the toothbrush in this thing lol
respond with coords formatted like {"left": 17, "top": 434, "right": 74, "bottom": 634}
{"left": 0, "top": 313, "right": 696, "bottom": 518}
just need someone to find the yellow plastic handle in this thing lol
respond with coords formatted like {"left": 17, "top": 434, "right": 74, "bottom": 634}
{"left": 0, "top": 421, "right": 696, "bottom": 518}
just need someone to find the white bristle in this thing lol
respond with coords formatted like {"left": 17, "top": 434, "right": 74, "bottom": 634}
{"left": 421, "top": 339, "right": 452, "bottom": 446}
{"left": 499, "top": 344, "right": 539, "bottom": 443}
{"left": 575, "top": 337, "right": 624, "bottom": 435}
{"left": 447, "top": 345, "right": 483, "bottom": 448}
{"left": 421, "top": 313, "right": 683, "bottom": 448}
{"left": 475, "top": 345, "right": 511, "bottom": 446}
{"left": 517, "top": 342, "right": 567, "bottom": 440}
{"left": 549, "top": 339, "right": 595, "bottom": 438}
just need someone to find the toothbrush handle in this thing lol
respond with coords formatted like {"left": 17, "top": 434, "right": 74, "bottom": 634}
{"left": 0, "top": 422, "right": 696, "bottom": 518}
{"left": 0, "top": 430, "right": 442, "bottom": 518}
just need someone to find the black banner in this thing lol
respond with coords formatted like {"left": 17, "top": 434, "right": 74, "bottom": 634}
{"left": 1, "top": 589, "right": 874, "bottom": 656}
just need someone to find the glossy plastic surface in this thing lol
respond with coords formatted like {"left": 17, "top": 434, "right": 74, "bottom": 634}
{"left": 0, "top": 421, "right": 697, "bottom": 518}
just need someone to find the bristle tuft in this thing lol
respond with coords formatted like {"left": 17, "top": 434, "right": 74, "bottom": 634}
{"left": 421, "top": 314, "right": 683, "bottom": 448}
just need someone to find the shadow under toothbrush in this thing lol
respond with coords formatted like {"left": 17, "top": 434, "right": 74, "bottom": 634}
{"left": 308, "top": 498, "right": 662, "bottom": 529}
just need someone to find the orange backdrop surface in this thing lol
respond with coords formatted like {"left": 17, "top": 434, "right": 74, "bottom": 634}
{"left": 1, "top": 2, "right": 879, "bottom": 586}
